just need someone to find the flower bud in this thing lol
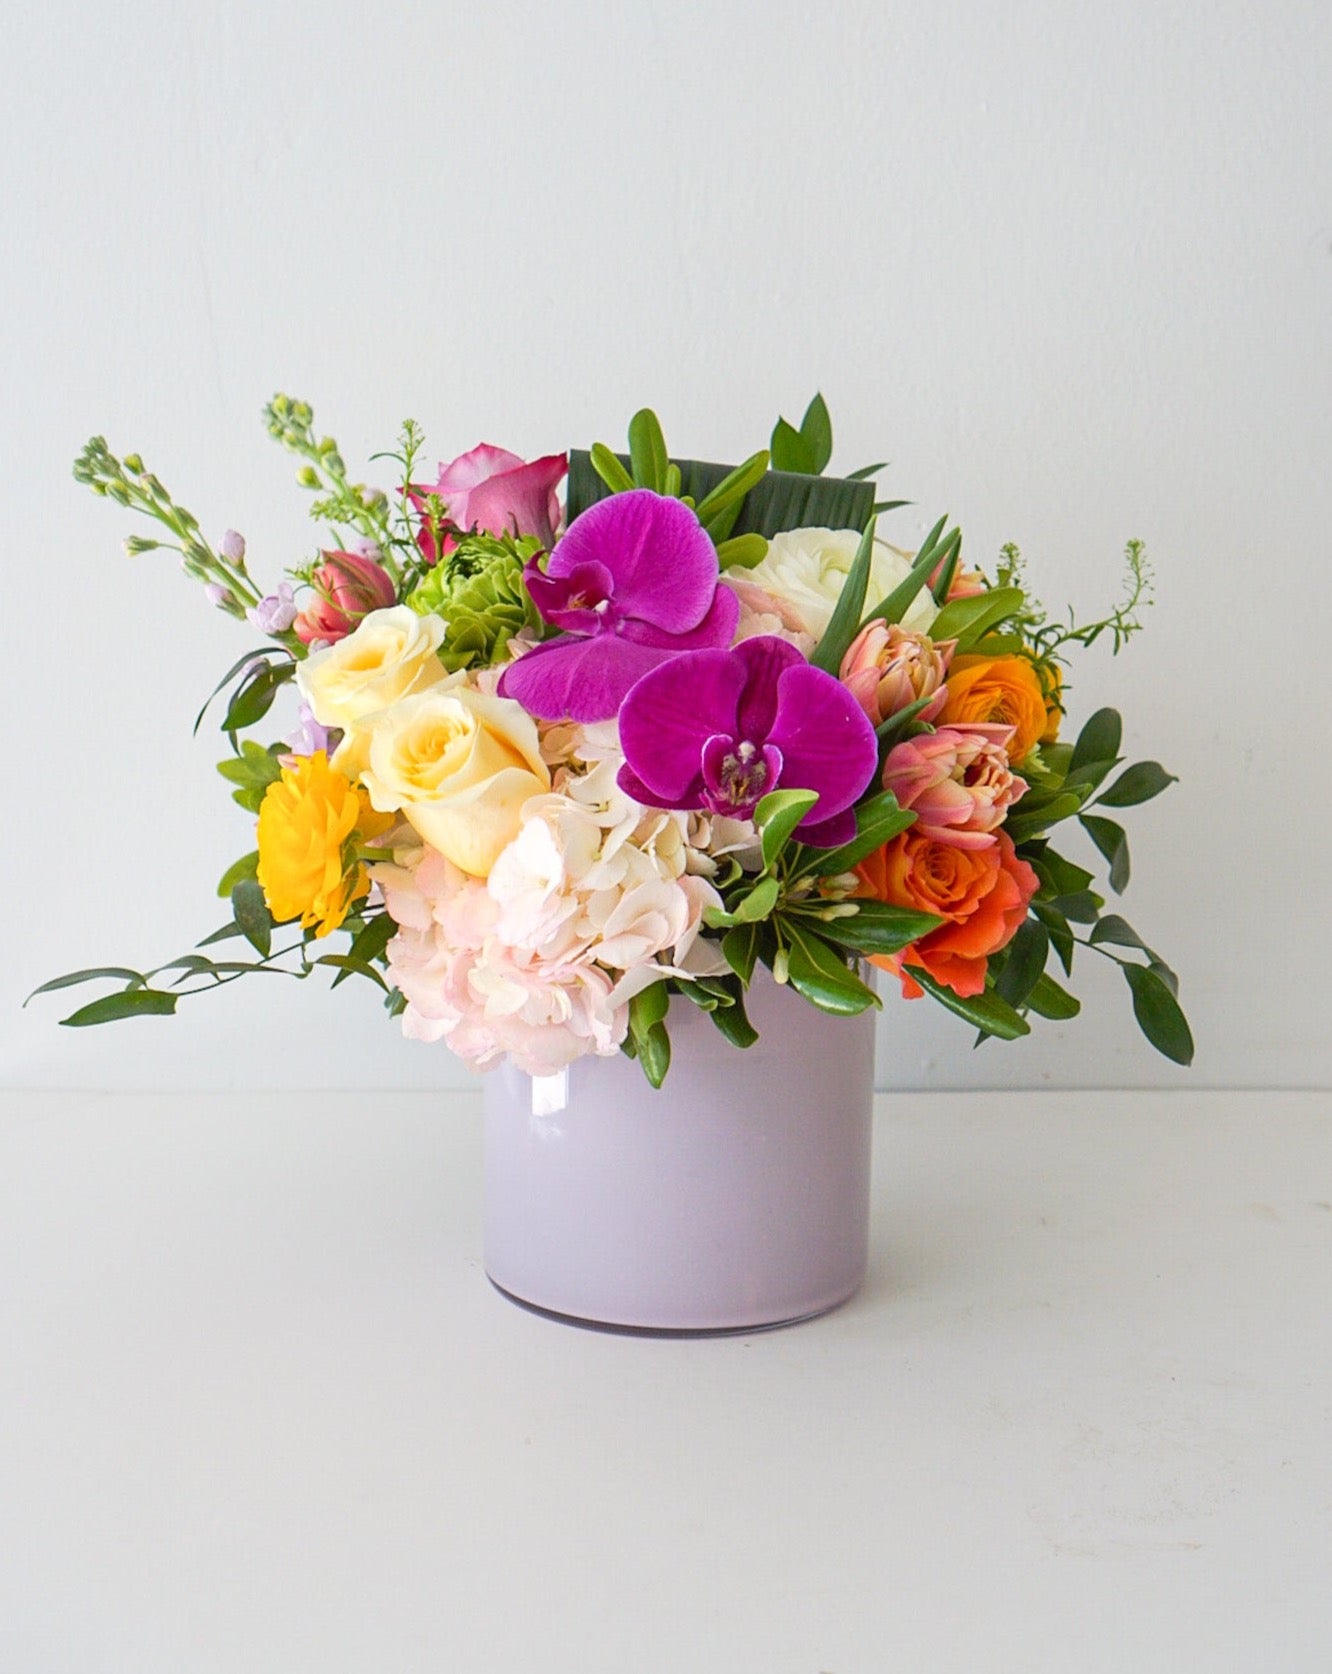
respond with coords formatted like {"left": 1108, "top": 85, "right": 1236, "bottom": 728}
{"left": 122, "top": 535, "right": 160, "bottom": 556}
{"left": 204, "top": 582, "right": 233, "bottom": 610}
{"left": 298, "top": 466, "right": 320, "bottom": 489}
{"left": 123, "top": 453, "right": 144, "bottom": 474}
{"left": 219, "top": 528, "right": 247, "bottom": 563}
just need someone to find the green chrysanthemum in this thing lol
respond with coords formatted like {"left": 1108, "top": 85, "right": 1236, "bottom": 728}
{"left": 405, "top": 532, "right": 543, "bottom": 672}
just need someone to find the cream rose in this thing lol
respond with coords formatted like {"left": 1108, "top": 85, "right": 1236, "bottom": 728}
{"left": 296, "top": 606, "right": 447, "bottom": 774}
{"left": 741, "top": 527, "right": 937, "bottom": 641}
{"left": 359, "top": 683, "right": 550, "bottom": 877}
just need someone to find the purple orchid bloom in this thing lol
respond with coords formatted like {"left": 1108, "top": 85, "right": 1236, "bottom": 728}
{"left": 497, "top": 489, "right": 739, "bottom": 722}
{"left": 616, "top": 635, "right": 879, "bottom": 847}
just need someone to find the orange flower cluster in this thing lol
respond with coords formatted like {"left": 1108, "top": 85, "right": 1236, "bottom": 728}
{"left": 856, "top": 652, "right": 1049, "bottom": 999}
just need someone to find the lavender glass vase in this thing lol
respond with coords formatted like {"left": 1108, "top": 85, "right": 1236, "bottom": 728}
{"left": 482, "top": 970, "right": 876, "bottom": 1333}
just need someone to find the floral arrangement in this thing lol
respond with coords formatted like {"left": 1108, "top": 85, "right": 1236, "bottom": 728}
{"left": 35, "top": 395, "right": 1193, "bottom": 1081}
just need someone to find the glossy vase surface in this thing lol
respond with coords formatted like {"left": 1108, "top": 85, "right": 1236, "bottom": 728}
{"left": 482, "top": 972, "right": 876, "bottom": 1332}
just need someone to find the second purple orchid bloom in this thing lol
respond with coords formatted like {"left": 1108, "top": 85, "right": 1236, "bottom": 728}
{"left": 497, "top": 489, "right": 739, "bottom": 723}
{"left": 617, "top": 635, "right": 879, "bottom": 848}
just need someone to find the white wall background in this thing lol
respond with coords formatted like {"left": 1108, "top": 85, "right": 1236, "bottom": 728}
{"left": 3, "top": 0, "right": 1329, "bottom": 1092}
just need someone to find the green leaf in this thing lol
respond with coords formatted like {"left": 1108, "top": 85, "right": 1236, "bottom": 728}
{"left": 1003, "top": 793, "right": 1084, "bottom": 842}
{"left": 26, "top": 966, "right": 146, "bottom": 1002}
{"left": 859, "top": 529, "right": 946, "bottom": 631}
{"left": 1050, "top": 889, "right": 1103, "bottom": 924}
{"left": 694, "top": 450, "right": 770, "bottom": 537}
{"left": 799, "top": 791, "right": 916, "bottom": 876}
{"left": 216, "top": 740, "right": 285, "bottom": 791}
{"left": 709, "top": 991, "right": 759, "bottom": 1049}
{"left": 722, "top": 923, "right": 759, "bottom": 985}
{"left": 770, "top": 416, "right": 811, "bottom": 473}
{"left": 927, "top": 586, "right": 1026, "bottom": 650}
{"left": 589, "top": 442, "right": 634, "bottom": 494}
{"left": 1027, "top": 972, "right": 1081, "bottom": 1020}
{"left": 1095, "top": 761, "right": 1178, "bottom": 808}
{"left": 809, "top": 516, "right": 877, "bottom": 674}
{"left": 800, "top": 393, "right": 833, "bottom": 473}
{"left": 782, "top": 925, "right": 880, "bottom": 1015}
{"left": 630, "top": 979, "right": 669, "bottom": 1031}
{"left": 628, "top": 982, "right": 672, "bottom": 1086}
{"left": 874, "top": 694, "right": 935, "bottom": 750}
{"left": 194, "top": 649, "right": 291, "bottom": 735}
{"left": 715, "top": 533, "right": 768, "bottom": 570}
{"left": 905, "top": 966, "right": 1030, "bottom": 1040}
{"left": 627, "top": 408, "right": 669, "bottom": 491}
{"left": 216, "top": 850, "right": 260, "bottom": 898}
{"left": 1032, "top": 849, "right": 1095, "bottom": 898}
{"left": 566, "top": 449, "right": 874, "bottom": 538}
{"left": 1062, "top": 757, "right": 1122, "bottom": 795}
{"left": 845, "top": 462, "right": 889, "bottom": 482}
{"left": 733, "top": 875, "right": 781, "bottom": 923}
{"left": 756, "top": 789, "right": 820, "bottom": 871}
{"left": 994, "top": 918, "right": 1050, "bottom": 1011}
{"left": 231, "top": 878, "right": 273, "bottom": 957}
{"left": 313, "top": 954, "right": 389, "bottom": 993}
{"left": 1031, "top": 900, "right": 1075, "bottom": 975}
{"left": 196, "top": 921, "right": 246, "bottom": 947}
{"left": 806, "top": 899, "right": 942, "bottom": 954}
{"left": 1070, "top": 708, "right": 1123, "bottom": 776}
{"left": 1080, "top": 814, "right": 1130, "bottom": 893}
{"left": 222, "top": 660, "right": 296, "bottom": 734}
{"left": 1123, "top": 964, "right": 1194, "bottom": 1065}
{"left": 61, "top": 988, "right": 178, "bottom": 1027}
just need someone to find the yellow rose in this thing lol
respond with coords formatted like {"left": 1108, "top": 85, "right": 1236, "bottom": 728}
{"left": 296, "top": 606, "right": 447, "bottom": 774}
{"left": 359, "top": 683, "right": 550, "bottom": 877}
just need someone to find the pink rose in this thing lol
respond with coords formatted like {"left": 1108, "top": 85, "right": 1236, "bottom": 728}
{"left": 881, "top": 724, "right": 1026, "bottom": 849}
{"left": 410, "top": 444, "right": 567, "bottom": 562}
{"left": 840, "top": 621, "right": 954, "bottom": 726}
{"left": 293, "top": 550, "right": 397, "bottom": 647}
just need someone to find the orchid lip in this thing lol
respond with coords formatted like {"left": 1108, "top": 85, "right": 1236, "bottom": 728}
{"left": 700, "top": 734, "right": 783, "bottom": 819}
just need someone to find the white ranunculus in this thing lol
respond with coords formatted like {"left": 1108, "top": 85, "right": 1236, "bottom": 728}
{"left": 741, "top": 527, "right": 937, "bottom": 641}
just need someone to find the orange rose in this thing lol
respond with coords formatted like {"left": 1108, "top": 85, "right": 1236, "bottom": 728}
{"left": 856, "top": 829, "right": 1038, "bottom": 998}
{"left": 936, "top": 654, "right": 1047, "bottom": 763}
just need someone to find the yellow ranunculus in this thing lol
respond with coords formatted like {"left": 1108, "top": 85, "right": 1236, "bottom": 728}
{"left": 359, "top": 683, "right": 550, "bottom": 878}
{"left": 256, "top": 751, "right": 394, "bottom": 937}
{"left": 296, "top": 605, "right": 447, "bottom": 775}
{"left": 936, "top": 654, "right": 1048, "bottom": 764}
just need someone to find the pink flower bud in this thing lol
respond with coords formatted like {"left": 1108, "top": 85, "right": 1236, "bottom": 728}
{"left": 880, "top": 725, "right": 1026, "bottom": 849}
{"left": 839, "top": 622, "right": 954, "bottom": 726}
{"left": 219, "top": 529, "right": 246, "bottom": 563}
{"left": 293, "top": 551, "right": 397, "bottom": 646}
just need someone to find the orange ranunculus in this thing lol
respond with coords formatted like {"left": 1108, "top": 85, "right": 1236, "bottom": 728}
{"left": 935, "top": 654, "right": 1047, "bottom": 764}
{"left": 856, "top": 828, "right": 1039, "bottom": 999}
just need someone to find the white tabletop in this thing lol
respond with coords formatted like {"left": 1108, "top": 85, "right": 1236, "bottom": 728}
{"left": 1, "top": 1089, "right": 1328, "bottom": 1673}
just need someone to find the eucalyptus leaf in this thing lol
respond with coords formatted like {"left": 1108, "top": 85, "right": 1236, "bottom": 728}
{"left": 994, "top": 918, "right": 1050, "bottom": 1011}
{"left": 27, "top": 966, "right": 146, "bottom": 1001}
{"left": 61, "top": 988, "right": 178, "bottom": 1027}
{"left": 1123, "top": 964, "right": 1194, "bottom": 1065}
{"left": 231, "top": 878, "right": 273, "bottom": 957}
{"left": 1070, "top": 708, "right": 1123, "bottom": 776}
{"left": 1095, "top": 761, "right": 1178, "bottom": 808}
{"left": 1027, "top": 972, "right": 1081, "bottom": 1020}
{"left": 1079, "top": 814, "right": 1130, "bottom": 893}
{"left": 216, "top": 850, "right": 260, "bottom": 898}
